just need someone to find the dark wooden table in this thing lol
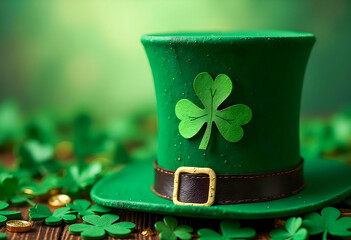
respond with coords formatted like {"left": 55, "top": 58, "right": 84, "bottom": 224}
{"left": 0, "top": 200, "right": 274, "bottom": 240}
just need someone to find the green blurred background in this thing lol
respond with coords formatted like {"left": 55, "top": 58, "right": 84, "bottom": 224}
{"left": 0, "top": 1, "right": 350, "bottom": 200}
{"left": 1, "top": 0, "right": 351, "bottom": 119}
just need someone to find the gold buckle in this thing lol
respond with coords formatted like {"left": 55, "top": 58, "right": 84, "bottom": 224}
{"left": 172, "top": 167, "right": 216, "bottom": 207}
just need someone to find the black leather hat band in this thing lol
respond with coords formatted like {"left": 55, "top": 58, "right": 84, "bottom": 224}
{"left": 152, "top": 159, "right": 305, "bottom": 206}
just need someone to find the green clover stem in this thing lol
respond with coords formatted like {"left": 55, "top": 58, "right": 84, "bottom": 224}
{"left": 199, "top": 87, "right": 215, "bottom": 150}
{"left": 199, "top": 123, "right": 212, "bottom": 150}
{"left": 25, "top": 199, "right": 36, "bottom": 207}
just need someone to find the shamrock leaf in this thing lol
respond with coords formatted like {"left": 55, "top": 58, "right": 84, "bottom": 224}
{"left": 69, "top": 214, "right": 135, "bottom": 239}
{"left": 155, "top": 216, "right": 193, "bottom": 240}
{"left": 18, "top": 140, "right": 60, "bottom": 176}
{"left": 175, "top": 72, "right": 252, "bottom": 150}
{"left": 0, "top": 175, "right": 34, "bottom": 206}
{"left": 198, "top": 220, "right": 256, "bottom": 240}
{"left": 61, "top": 161, "right": 102, "bottom": 196}
{"left": 29, "top": 204, "right": 76, "bottom": 226}
{"left": 303, "top": 207, "right": 351, "bottom": 240}
{"left": 21, "top": 174, "right": 61, "bottom": 196}
{"left": 0, "top": 201, "right": 21, "bottom": 226}
{"left": 270, "top": 217, "right": 308, "bottom": 240}
{"left": 67, "top": 199, "right": 110, "bottom": 218}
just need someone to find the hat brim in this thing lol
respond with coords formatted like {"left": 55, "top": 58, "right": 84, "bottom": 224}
{"left": 91, "top": 158, "right": 351, "bottom": 219}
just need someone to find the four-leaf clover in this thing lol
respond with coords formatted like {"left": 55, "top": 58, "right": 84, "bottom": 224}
{"left": 175, "top": 72, "right": 252, "bottom": 150}
{"left": 69, "top": 214, "right": 135, "bottom": 239}
{"left": 29, "top": 204, "right": 76, "bottom": 226}
{"left": 198, "top": 220, "right": 256, "bottom": 240}
{"left": 66, "top": 199, "right": 110, "bottom": 218}
{"left": 302, "top": 207, "right": 351, "bottom": 240}
{"left": 270, "top": 217, "right": 308, "bottom": 240}
{"left": 155, "top": 216, "right": 193, "bottom": 240}
{"left": 0, "top": 201, "right": 21, "bottom": 226}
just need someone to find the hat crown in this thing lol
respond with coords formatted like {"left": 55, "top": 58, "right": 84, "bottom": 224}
{"left": 142, "top": 31, "right": 315, "bottom": 174}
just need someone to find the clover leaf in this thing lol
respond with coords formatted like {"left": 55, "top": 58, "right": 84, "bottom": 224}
{"left": 270, "top": 217, "right": 308, "bottom": 240}
{"left": 29, "top": 204, "right": 76, "bottom": 226}
{"left": 198, "top": 220, "right": 256, "bottom": 240}
{"left": 155, "top": 216, "right": 193, "bottom": 240}
{"left": 69, "top": 214, "right": 135, "bottom": 239}
{"left": 61, "top": 161, "right": 102, "bottom": 196}
{"left": 66, "top": 199, "right": 110, "bottom": 218}
{"left": 175, "top": 72, "right": 252, "bottom": 150}
{"left": 18, "top": 140, "right": 60, "bottom": 176}
{"left": 303, "top": 207, "right": 351, "bottom": 240}
{"left": 0, "top": 201, "right": 21, "bottom": 226}
{"left": 0, "top": 175, "right": 34, "bottom": 206}
{"left": 21, "top": 174, "right": 61, "bottom": 196}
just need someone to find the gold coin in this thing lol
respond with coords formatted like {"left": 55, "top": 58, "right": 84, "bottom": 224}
{"left": 23, "top": 189, "right": 34, "bottom": 195}
{"left": 48, "top": 194, "right": 71, "bottom": 207}
{"left": 6, "top": 220, "right": 32, "bottom": 232}
{"left": 141, "top": 228, "right": 155, "bottom": 237}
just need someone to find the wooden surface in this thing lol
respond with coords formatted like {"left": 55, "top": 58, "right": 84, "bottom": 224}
{"left": 0, "top": 201, "right": 273, "bottom": 240}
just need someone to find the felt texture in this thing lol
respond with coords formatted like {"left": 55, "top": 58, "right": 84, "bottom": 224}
{"left": 141, "top": 31, "right": 315, "bottom": 174}
{"left": 69, "top": 214, "right": 135, "bottom": 239}
{"left": 198, "top": 220, "right": 256, "bottom": 240}
{"left": 302, "top": 207, "right": 351, "bottom": 239}
{"left": 29, "top": 204, "right": 76, "bottom": 226}
{"left": 91, "top": 158, "right": 351, "bottom": 219}
{"left": 269, "top": 217, "right": 308, "bottom": 240}
{"left": 175, "top": 72, "right": 252, "bottom": 150}
{"left": 155, "top": 216, "right": 193, "bottom": 240}
{"left": 0, "top": 202, "right": 21, "bottom": 226}
{"left": 67, "top": 199, "right": 111, "bottom": 218}
{"left": 0, "top": 175, "right": 33, "bottom": 205}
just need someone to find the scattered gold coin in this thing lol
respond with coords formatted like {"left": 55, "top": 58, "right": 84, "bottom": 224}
{"left": 48, "top": 194, "right": 71, "bottom": 207}
{"left": 6, "top": 220, "right": 32, "bottom": 232}
{"left": 23, "top": 189, "right": 34, "bottom": 195}
{"left": 141, "top": 228, "right": 155, "bottom": 237}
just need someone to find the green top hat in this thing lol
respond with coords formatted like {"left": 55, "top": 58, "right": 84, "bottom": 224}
{"left": 91, "top": 31, "right": 351, "bottom": 219}
{"left": 142, "top": 31, "right": 314, "bottom": 174}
